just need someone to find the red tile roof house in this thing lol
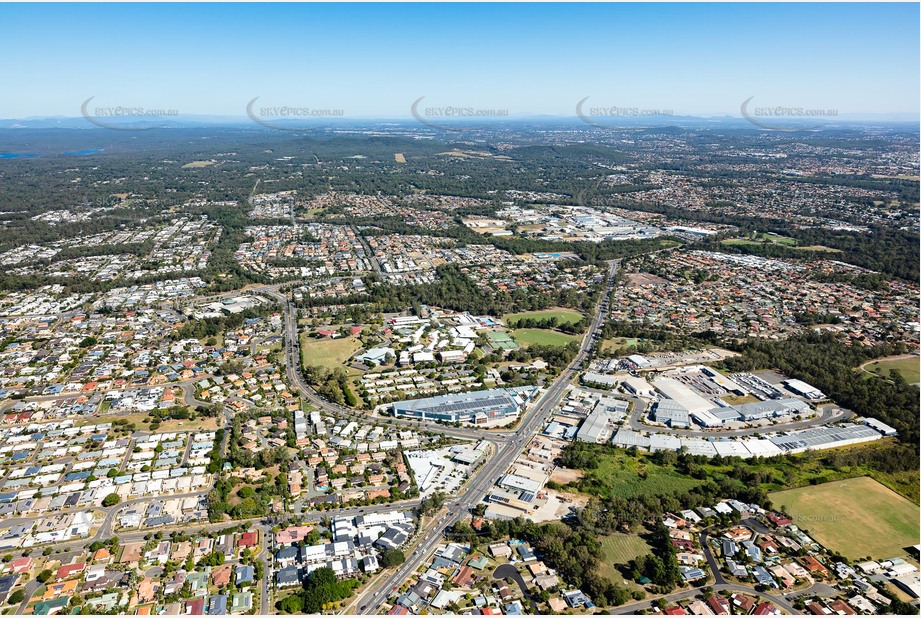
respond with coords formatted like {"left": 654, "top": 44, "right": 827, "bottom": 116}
{"left": 56, "top": 562, "right": 86, "bottom": 581}
{"left": 665, "top": 606, "right": 687, "bottom": 615}
{"left": 828, "top": 600, "right": 856, "bottom": 615}
{"left": 276, "top": 526, "right": 314, "bottom": 547}
{"left": 799, "top": 555, "right": 829, "bottom": 577}
{"left": 452, "top": 566, "right": 475, "bottom": 588}
{"left": 237, "top": 531, "right": 258, "bottom": 551}
{"left": 753, "top": 602, "right": 781, "bottom": 615}
{"left": 707, "top": 596, "right": 731, "bottom": 615}
{"left": 767, "top": 512, "right": 793, "bottom": 527}
{"left": 186, "top": 598, "right": 205, "bottom": 615}
{"left": 212, "top": 564, "right": 233, "bottom": 588}
{"left": 730, "top": 593, "right": 756, "bottom": 614}
{"left": 6, "top": 556, "right": 32, "bottom": 574}
{"left": 806, "top": 601, "right": 832, "bottom": 615}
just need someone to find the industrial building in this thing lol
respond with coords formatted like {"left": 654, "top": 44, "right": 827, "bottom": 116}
{"left": 700, "top": 366, "right": 746, "bottom": 395}
{"left": 769, "top": 423, "right": 883, "bottom": 452}
{"left": 734, "top": 398, "right": 810, "bottom": 421}
{"left": 610, "top": 418, "right": 895, "bottom": 458}
{"left": 652, "top": 377, "right": 715, "bottom": 414}
{"left": 576, "top": 410, "right": 613, "bottom": 443}
{"left": 864, "top": 417, "right": 897, "bottom": 436}
{"left": 622, "top": 375, "right": 655, "bottom": 398}
{"left": 626, "top": 354, "right": 652, "bottom": 369}
{"left": 581, "top": 372, "right": 619, "bottom": 388}
{"left": 653, "top": 399, "right": 691, "bottom": 428}
{"left": 783, "top": 379, "right": 825, "bottom": 400}
{"left": 690, "top": 409, "right": 723, "bottom": 427}
{"left": 391, "top": 387, "right": 537, "bottom": 424}
{"left": 576, "top": 397, "right": 628, "bottom": 443}
{"left": 611, "top": 428, "right": 651, "bottom": 449}
{"left": 685, "top": 398, "right": 811, "bottom": 427}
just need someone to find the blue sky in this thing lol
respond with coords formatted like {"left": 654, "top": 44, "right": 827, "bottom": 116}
{"left": 1, "top": 3, "right": 918, "bottom": 119}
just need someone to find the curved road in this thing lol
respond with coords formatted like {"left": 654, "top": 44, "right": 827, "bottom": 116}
{"left": 257, "top": 284, "right": 516, "bottom": 443}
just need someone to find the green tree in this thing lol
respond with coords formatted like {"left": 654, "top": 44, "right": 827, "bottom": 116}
{"left": 378, "top": 549, "right": 405, "bottom": 568}
{"left": 102, "top": 493, "right": 120, "bottom": 507}
{"left": 197, "top": 551, "right": 225, "bottom": 567}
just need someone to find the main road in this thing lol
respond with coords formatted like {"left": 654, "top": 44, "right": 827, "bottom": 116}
{"left": 350, "top": 260, "right": 620, "bottom": 615}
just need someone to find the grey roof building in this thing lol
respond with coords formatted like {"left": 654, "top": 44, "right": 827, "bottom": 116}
{"left": 208, "top": 594, "right": 228, "bottom": 615}
{"left": 654, "top": 399, "right": 691, "bottom": 428}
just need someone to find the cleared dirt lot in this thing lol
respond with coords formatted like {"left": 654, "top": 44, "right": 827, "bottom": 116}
{"left": 626, "top": 272, "right": 668, "bottom": 286}
{"left": 549, "top": 466, "right": 584, "bottom": 484}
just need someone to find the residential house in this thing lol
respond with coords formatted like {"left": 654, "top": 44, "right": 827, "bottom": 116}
{"left": 706, "top": 596, "right": 730, "bottom": 615}
{"left": 234, "top": 565, "right": 254, "bottom": 587}
{"left": 231, "top": 592, "right": 253, "bottom": 614}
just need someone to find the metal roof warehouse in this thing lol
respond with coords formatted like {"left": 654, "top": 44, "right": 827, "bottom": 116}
{"left": 392, "top": 387, "right": 535, "bottom": 423}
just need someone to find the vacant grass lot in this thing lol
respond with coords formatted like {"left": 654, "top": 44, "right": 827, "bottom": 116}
{"left": 862, "top": 356, "right": 920, "bottom": 384}
{"left": 511, "top": 328, "right": 580, "bottom": 348}
{"left": 571, "top": 450, "right": 703, "bottom": 500}
{"left": 769, "top": 477, "right": 920, "bottom": 560}
{"left": 596, "top": 533, "right": 651, "bottom": 588}
{"left": 721, "top": 236, "right": 840, "bottom": 253}
{"left": 601, "top": 337, "right": 639, "bottom": 353}
{"left": 299, "top": 334, "right": 362, "bottom": 370}
{"left": 722, "top": 232, "right": 796, "bottom": 247}
{"left": 89, "top": 412, "right": 219, "bottom": 432}
{"left": 503, "top": 308, "right": 584, "bottom": 325}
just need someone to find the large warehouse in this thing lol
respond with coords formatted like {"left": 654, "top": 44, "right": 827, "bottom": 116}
{"left": 391, "top": 387, "right": 537, "bottom": 424}
{"left": 652, "top": 377, "right": 715, "bottom": 415}
{"left": 653, "top": 399, "right": 691, "bottom": 428}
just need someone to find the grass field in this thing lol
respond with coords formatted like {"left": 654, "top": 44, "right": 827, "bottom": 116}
{"left": 601, "top": 337, "right": 639, "bottom": 353}
{"left": 181, "top": 160, "right": 215, "bottom": 169}
{"left": 758, "top": 232, "right": 797, "bottom": 246}
{"left": 88, "top": 412, "right": 219, "bottom": 432}
{"left": 503, "top": 308, "right": 584, "bottom": 326}
{"left": 299, "top": 334, "right": 362, "bottom": 370}
{"left": 769, "top": 477, "right": 920, "bottom": 560}
{"left": 596, "top": 533, "right": 651, "bottom": 587}
{"left": 722, "top": 232, "right": 796, "bottom": 247}
{"left": 511, "top": 328, "right": 580, "bottom": 348}
{"left": 862, "top": 356, "right": 920, "bottom": 384}
{"left": 569, "top": 449, "right": 703, "bottom": 500}
{"left": 796, "top": 245, "right": 842, "bottom": 253}
{"left": 722, "top": 233, "right": 839, "bottom": 253}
